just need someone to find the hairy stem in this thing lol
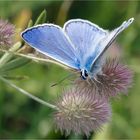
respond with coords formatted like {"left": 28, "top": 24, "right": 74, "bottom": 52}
{"left": 0, "top": 76, "right": 58, "bottom": 110}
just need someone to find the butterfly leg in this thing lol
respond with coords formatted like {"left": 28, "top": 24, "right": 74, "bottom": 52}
{"left": 86, "top": 78, "right": 92, "bottom": 86}
{"left": 91, "top": 77, "right": 103, "bottom": 94}
{"left": 93, "top": 76, "right": 102, "bottom": 85}
{"left": 90, "top": 78, "right": 99, "bottom": 90}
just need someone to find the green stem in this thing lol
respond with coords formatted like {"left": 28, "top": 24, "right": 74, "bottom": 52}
{"left": 0, "top": 76, "right": 58, "bottom": 110}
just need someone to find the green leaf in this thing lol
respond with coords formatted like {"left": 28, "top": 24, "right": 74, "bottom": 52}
{"left": 0, "top": 57, "right": 30, "bottom": 74}
{"left": 27, "top": 19, "right": 33, "bottom": 28}
{"left": 0, "top": 42, "right": 21, "bottom": 68}
{"left": 34, "top": 9, "right": 47, "bottom": 25}
{"left": 2, "top": 75, "right": 28, "bottom": 80}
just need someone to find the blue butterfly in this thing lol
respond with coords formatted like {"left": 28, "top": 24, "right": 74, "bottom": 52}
{"left": 21, "top": 18, "right": 134, "bottom": 80}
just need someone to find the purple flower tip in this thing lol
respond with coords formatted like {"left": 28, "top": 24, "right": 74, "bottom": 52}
{"left": 0, "top": 19, "right": 15, "bottom": 48}
{"left": 54, "top": 88, "right": 111, "bottom": 136}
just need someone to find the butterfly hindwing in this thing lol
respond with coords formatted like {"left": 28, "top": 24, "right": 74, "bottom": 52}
{"left": 63, "top": 19, "right": 108, "bottom": 71}
{"left": 90, "top": 18, "right": 134, "bottom": 73}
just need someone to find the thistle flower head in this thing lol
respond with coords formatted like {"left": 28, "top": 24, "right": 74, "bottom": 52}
{"left": 54, "top": 88, "right": 111, "bottom": 136}
{"left": 98, "top": 58, "right": 133, "bottom": 97}
{"left": 75, "top": 58, "right": 133, "bottom": 99}
{"left": 0, "top": 19, "right": 15, "bottom": 48}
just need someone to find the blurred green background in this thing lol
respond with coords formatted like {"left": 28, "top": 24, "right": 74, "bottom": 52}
{"left": 0, "top": 0, "right": 140, "bottom": 139}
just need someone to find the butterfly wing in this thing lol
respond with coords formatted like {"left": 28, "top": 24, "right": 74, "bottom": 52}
{"left": 21, "top": 24, "right": 79, "bottom": 70}
{"left": 64, "top": 18, "right": 134, "bottom": 77}
{"left": 63, "top": 19, "right": 108, "bottom": 71}
{"left": 90, "top": 18, "right": 134, "bottom": 73}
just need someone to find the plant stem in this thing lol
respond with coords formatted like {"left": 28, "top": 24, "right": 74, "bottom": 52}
{"left": 0, "top": 76, "right": 58, "bottom": 110}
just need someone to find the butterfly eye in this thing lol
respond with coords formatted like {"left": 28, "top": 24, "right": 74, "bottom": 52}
{"left": 84, "top": 70, "right": 88, "bottom": 77}
{"left": 80, "top": 69, "right": 88, "bottom": 80}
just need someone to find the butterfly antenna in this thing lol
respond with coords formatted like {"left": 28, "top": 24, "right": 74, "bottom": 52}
{"left": 51, "top": 72, "right": 79, "bottom": 87}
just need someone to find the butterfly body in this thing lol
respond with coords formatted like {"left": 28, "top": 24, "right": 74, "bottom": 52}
{"left": 21, "top": 18, "right": 134, "bottom": 80}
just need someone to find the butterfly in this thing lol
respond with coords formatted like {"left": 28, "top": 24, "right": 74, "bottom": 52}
{"left": 21, "top": 18, "right": 134, "bottom": 80}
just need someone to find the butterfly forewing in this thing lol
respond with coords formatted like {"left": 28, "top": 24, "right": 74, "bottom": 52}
{"left": 21, "top": 24, "right": 79, "bottom": 69}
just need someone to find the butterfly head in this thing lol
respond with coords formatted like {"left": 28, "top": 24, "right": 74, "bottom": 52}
{"left": 81, "top": 69, "right": 88, "bottom": 80}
